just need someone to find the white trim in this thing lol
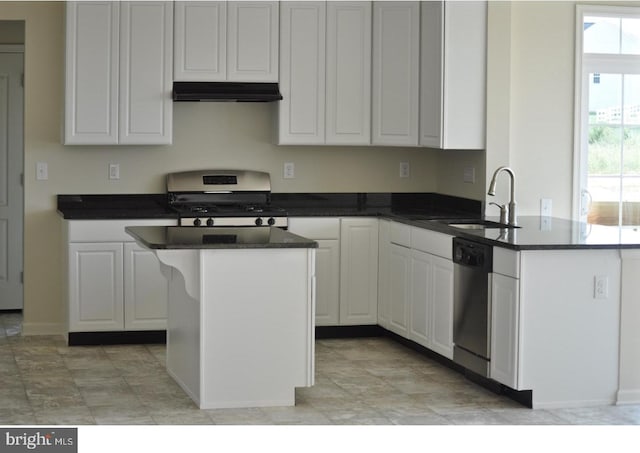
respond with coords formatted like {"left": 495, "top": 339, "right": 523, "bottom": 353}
{"left": 616, "top": 389, "right": 640, "bottom": 405}
{"left": 572, "top": 5, "right": 585, "bottom": 221}
{"left": 0, "top": 45, "right": 24, "bottom": 53}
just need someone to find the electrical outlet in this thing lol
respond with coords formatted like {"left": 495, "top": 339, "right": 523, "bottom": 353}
{"left": 109, "top": 163, "right": 120, "bottom": 180}
{"left": 400, "top": 161, "right": 410, "bottom": 178}
{"left": 463, "top": 166, "right": 476, "bottom": 183}
{"left": 540, "top": 198, "right": 552, "bottom": 217}
{"left": 594, "top": 275, "right": 608, "bottom": 299}
{"left": 284, "top": 162, "right": 295, "bottom": 179}
{"left": 36, "top": 162, "right": 48, "bottom": 181}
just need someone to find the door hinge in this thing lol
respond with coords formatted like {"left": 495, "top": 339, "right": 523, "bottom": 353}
{"left": 20, "top": 73, "right": 24, "bottom": 88}
{"left": 20, "top": 271, "right": 23, "bottom": 284}
{"left": 20, "top": 173, "right": 24, "bottom": 186}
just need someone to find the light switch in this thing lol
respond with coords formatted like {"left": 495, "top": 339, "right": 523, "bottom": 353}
{"left": 109, "top": 163, "right": 120, "bottom": 180}
{"left": 400, "top": 162, "right": 410, "bottom": 178}
{"left": 463, "top": 167, "right": 475, "bottom": 183}
{"left": 36, "top": 162, "right": 48, "bottom": 180}
{"left": 284, "top": 162, "right": 295, "bottom": 179}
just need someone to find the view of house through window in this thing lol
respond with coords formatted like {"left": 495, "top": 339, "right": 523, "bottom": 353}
{"left": 577, "top": 8, "right": 640, "bottom": 226}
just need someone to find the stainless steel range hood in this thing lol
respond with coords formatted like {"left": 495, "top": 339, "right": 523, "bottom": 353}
{"left": 173, "top": 82, "right": 283, "bottom": 102}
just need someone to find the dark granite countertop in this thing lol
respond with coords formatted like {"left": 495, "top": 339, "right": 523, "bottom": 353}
{"left": 125, "top": 226, "right": 318, "bottom": 250}
{"left": 57, "top": 193, "right": 640, "bottom": 250}
{"left": 409, "top": 216, "right": 640, "bottom": 250}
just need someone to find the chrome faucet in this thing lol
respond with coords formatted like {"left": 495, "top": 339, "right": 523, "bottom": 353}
{"left": 488, "top": 166, "right": 517, "bottom": 226}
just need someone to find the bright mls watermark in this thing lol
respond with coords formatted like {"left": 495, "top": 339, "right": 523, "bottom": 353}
{"left": 1, "top": 428, "right": 77, "bottom": 452}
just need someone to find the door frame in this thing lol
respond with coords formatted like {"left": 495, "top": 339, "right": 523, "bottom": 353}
{"left": 0, "top": 44, "right": 24, "bottom": 310}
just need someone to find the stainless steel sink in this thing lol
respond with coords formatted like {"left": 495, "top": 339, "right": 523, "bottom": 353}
{"left": 443, "top": 219, "right": 520, "bottom": 230}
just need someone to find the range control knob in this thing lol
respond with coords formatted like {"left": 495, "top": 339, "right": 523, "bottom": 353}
{"left": 193, "top": 218, "right": 201, "bottom": 227}
{"left": 255, "top": 217, "right": 263, "bottom": 226}
{"left": 267, "top": 217, "right": 276, "bottom": 226}
{"left": 206, "top": 218, "right": 214, "bottom": 227}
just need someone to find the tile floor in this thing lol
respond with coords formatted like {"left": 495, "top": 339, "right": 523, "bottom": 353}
{"left": 1, "top": 312, "right": 640, "bottom": 426}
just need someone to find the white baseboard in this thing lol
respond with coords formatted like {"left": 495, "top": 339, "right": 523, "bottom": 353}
{"left": 532, "top": 398, "right": 616, "bottom": 410}
{"left": 616, "top": 389, "right": 640, "bottom": 405}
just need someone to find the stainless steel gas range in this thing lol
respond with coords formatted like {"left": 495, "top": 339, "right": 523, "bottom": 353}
{"left": 167, "top": 169, "right": 288, "bottom": 228}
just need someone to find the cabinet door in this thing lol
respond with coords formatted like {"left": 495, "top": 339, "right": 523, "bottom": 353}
{"left": 278, "top": 1, "right": 326, "bottom": 145}
{"left": 325, "top": 1, "right": 371, "bottom": 145}
{"left": 420, "top": 0, "right": 486, "bottom": 149}
{"left": 371, "top": 1, "right": 420, "bottom": 146}
{"left": 228, "top": 1, "right": 279, "bottom": 82}
{"left": 377, "top": 220, "right": 391, "bottom": 329}
{"left": 430, "top": 254, "right": 454, "bottom": 359}
{"left": 288, "top": 217, "right": 341, "bottom": 326}
{"left": 123, "top": 243, "right": 168, "bottom": 330}
{"left": 64, "top": 1, "right": 119, "bottom": 144}
{"left": 119, "top": 1, "right": 173, "bottom": 144}
{"left": 418, "top": 0, "right": 443, "bottom": 148}
{"left": 69, "top": 243, "right": 124, "bottom": 331}
{"left": 440, "top": 0, "right": 486, "bottom": 150}
{"left": 491, "top": 273, "right": 520, "bottom": 388}
{"left": 339, "top": 218, "right": 378, "bottom": 325}
{"left": 174, "top": 1, "right": 227, "bottom": 82}
{"left": 409, "top": 249, "right": 432, "bottom": 348}
{"left": 313, "top": 239, "right": 340, "bottom": 326}
{"left": 388, "top": 243, "right": 411, "bottom": 336}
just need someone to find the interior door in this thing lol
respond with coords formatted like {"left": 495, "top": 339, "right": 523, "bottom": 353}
{"left": 0, "top": 51, "right": 24, "bottom": 309}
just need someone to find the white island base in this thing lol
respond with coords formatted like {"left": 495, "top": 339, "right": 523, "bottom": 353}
{"left": 154, "top": 248, "right": 316, "bottom": 409}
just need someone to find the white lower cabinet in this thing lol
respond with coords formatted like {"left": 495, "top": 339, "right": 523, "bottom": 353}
{"left": 69, "top": 242, "right": 124, "bottom": 332}
{"left": 288, "top": 217, "right": 378, "bottom": 326}
{"left": 409, "top": 249, "right": 454, "bottom": 359}
{"left": 380, "top": 221, "right": 454, "bottom": 359}
{"left": 339, "top": 218, "right": 379, "bottom": 325}
{"left": 388, "top": 243, "right": 411, "bottom": 337}
{"left": 123, "top": 243, "right": 169, "bottom": 330}
{"left": 490, "top": 272, "right": 520, "bottom": 389}
{"left": 65, "top": 219, "right": 173, "bottom": 332}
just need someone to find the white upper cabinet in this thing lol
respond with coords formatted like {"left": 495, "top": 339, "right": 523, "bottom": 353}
{"left": 227, "top": 1, "right": 279, "bottom": 82}
{"left": 278, "top": 1, "right": 326, "bottom": 145}
{"left": 119, "top": 2, "right": 174, "bottom": 145}
{"left": 174, "top": 1, "right": 278, "bottom": 82}
{"left": 65, "top": 1, "right": 119, "bottom": 144}
{"left": 279, "top": 1, "right": 372, "bottom": 146}
{"left": 371, "top": 1, "right": 420, "bottom": 146}
{"left": 174, "top": 1, "right": 227, "bottom": 81}
{"left": 65, "top": 1, "right": 173, "bottom": 145}
{"left": 420, "top": 1, "right": 487, "bottom": 150}
{"left": 325, "top": 1, "right": 372, "bottom": 145}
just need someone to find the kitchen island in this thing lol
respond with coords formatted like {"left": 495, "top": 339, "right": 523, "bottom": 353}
{"left": 125, "top": 226, "right": 318, "bottom": 409}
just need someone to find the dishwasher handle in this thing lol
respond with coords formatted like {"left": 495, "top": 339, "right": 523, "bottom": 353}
{"left": 452, "top": 237, "right": 493, "bottom": 272}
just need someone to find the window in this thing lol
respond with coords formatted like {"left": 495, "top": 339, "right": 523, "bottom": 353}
{"left": 575, "top": 5, "right": 640, "bottom": 228}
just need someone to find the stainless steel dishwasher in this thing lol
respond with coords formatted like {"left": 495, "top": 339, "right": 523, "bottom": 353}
{"left": 452, "top": 237, "right": 493, "bottom": 377}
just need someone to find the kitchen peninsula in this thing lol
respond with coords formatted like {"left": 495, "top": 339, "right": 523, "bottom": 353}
{"left": 125, "top": 225, "right": 317, "bottom": 410}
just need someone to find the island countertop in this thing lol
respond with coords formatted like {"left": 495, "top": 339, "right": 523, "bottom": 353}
{"left": 125, "top": 226, "right": 318, "bottom": 250}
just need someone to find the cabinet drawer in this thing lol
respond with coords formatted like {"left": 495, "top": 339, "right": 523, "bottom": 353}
{"left": 410, "top": 227, "right": 452, "bottom": 259}
{"left": 66, "top": 219, "right": 176, "bottom": 242}
{"left": 288, "top": 217, "right": 340, "bottom": 239}
{"left": 390, "top": 221, "right": 411, "bottom": 247}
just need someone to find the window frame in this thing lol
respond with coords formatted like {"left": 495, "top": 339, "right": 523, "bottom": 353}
{"left": 573, "top": 4, "right": 640, "bottom": 222}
